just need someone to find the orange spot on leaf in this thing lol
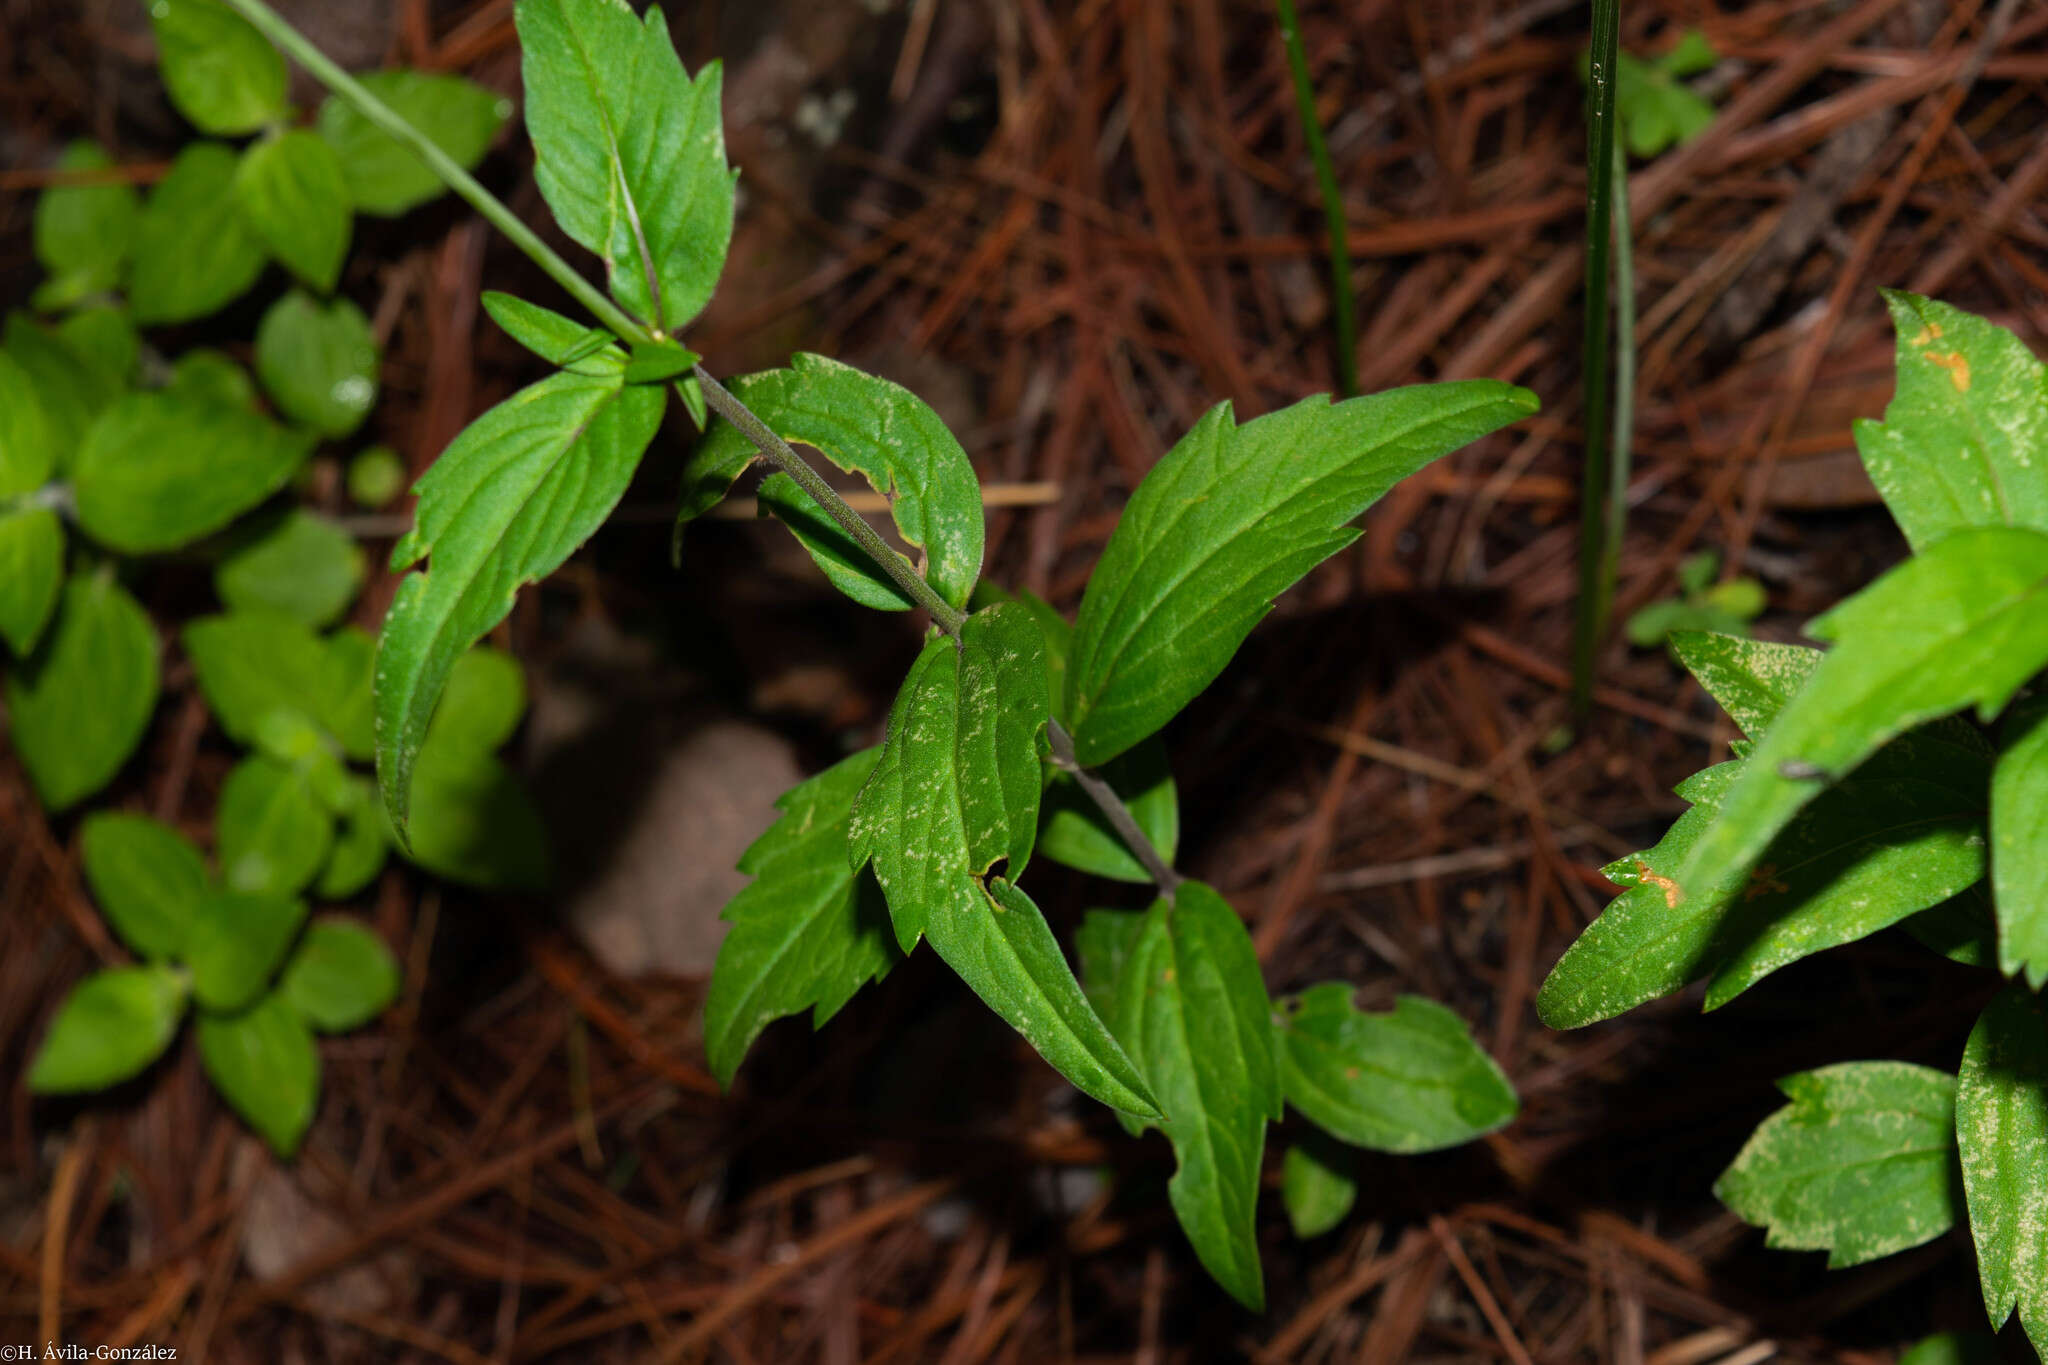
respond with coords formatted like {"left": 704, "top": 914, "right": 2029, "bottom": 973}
{"left": 1925, "top": 350, "right": 1971, "bottom": 392}
{"left": 1634, "top": 859, "right": 1682, "bottom": 909}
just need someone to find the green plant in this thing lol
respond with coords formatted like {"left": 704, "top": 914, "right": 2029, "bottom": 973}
{"left": 1623, "top": 548, "right": 1764, "bottom": 649}
{"left": 1541, "top": 293, "right": 2048, "bottom": 1352}
{"left": 13, "top": 0, "right": 543, "bottom": 1154}
{"left": 1273, "top": 0, "right": 1356, "bottom": 396}
{"left": 190, "top": 0, "right": 1545, "bottom": 1307}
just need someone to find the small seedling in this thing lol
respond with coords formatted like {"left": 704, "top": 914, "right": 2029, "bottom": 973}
{"left": 1624, "top": 549, "right": 1765, "bottom": 649}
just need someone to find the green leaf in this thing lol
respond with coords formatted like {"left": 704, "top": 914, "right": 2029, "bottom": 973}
{"left": 184, "top": 885, "right": 310, "bottom": 1012}
{"left": 56, "top": 307, "right": 139, "bottom": 391}
{"left": 6, "top": 573, "right": 159, "bottom": 811}
{"left": 316, "top": 70, "right": 508, "bottom": 216}
{"left": 1715, "top": 1060, "right": 1958, "bottom": 1268}
{"left": 184, "top": 609, "right": 337, "bottom": 749}
{"left": 166, "top": 348, "right": 258, "bottom": 410}
{"left": 1066, "top": 382, "right": 1536, "bottom": 765}
{"left": 233, "top": 131, "right": 352, "bottom": 294}
{"left": 254, "top": 291, "right": 380, "bottom": 438}
{"left": 756, "top": 473, "right": 919, "bottom": 612}
{"left": 129, "top": 142, "right": 267, "bottom": 325}
{"left": 623, "top": 339, "right": 698, "bottom": 385}
{"left": 1657, "top": 29, "right": 1719, "bottom": 77}
{"left": 150, "top": 0, "right": 286, "bottom": 134}
{"left": 1900, "top": 1333, "right": 2004, "bottom": 1365}
{"left": 702, "top": 747, "right": 902, "bottom": 1087}
{"left": 280, "top": 918, "right": 400, "bottom": 1032}
{"left": 0, "top": 349, "right": 55, "bottom": 499}
{"left": 73, "top": 393, "right": 314, "bottom": 553}
{"left": 32, "top": 141, "right": 136, "bottom": 308}
{"left": 1994, "top": 696, "right": 2048, "bottom": 987}
{"left": 346, "top": 444, "right": 407, "bottom": 507}
{"left": 1605, "top": 47, "right": 1718, "bottom": 158}
{"left": 689, "top": 355, "right": 984, "bottom": 610}
{"left": 1668, "top": 631, "right": 1819, "bottom": 738}
{"left": 1671, "top": 526, "right": 2048, "bottom": 927}
{"left": 197, "top": 993, "right": 319, "bottom": 1157}
{"left": 28, "top": 965, "right": 189, "bottom": 1093}
{"left": 322, "top": 627, "right": 376, "bottom": 762}
{"left": 217, "top": 756, "right": 334, "bottom": 897}
{"left": 80, "top": 813, "right": 209, "bottom": 961}
{"left": 1904, "top": 886, "right": 1998, "bottom": 968}
{"left": 424, "top": 645, "right": 526, "bottom": 754}
{"left": 5, "top": 313, "right": 115, "bottom": 468}
{"left": 1856, "top": 293, "right": 2048, "bottom": 552}
{"left": 1039, "top": 737, "right": 1178, "bottom": 884}
{"left": 395, "top": 741, "right": 551, "bottom": 889}
{"left": 374, "top": 361, "right": 664, "bottom": 826}
{"left": 1281, "top": 1135, "right": 1357, "bottom": 1239}
{"left": 1106, "top": 883, "right": 1280, "bottom": 1310}
{"left": 216, "top": 510, "right": 366, "bottom": 629}
{"left": 0, "top": 507, "right": 64, "bottom": 656}
{"left": 516, "top": 0, "right": 735, "bottom": 333}
{"left": 1276, "top": 985, "right": 1516, "bottom": 1152}
{"left": 1959, "top": 985, "right": 2048, "bottom": 1353}
{"left": 479, "top": 292, "right": 614, "bottom": 369}
{"left": 315, "top": 790, "right": 388, "bottom": 899}
{"left": 1075, "top": 906, "right": 1146, "bottom": 1021}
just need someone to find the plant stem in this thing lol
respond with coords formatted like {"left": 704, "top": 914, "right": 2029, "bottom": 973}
{"left": 1274, "top": 0, "right": 1357, "bottom": 397}
{"left": 1605, "top": 140, "right": 1635, "bottom": 631}
{"left": 1047, "top": 721, "right": 1182, "bottom": 896}
{"left": 1569, "top": 0, "right": 1623, "bottom": 716}
{"left": 219, "top": 0, "right": 650, "bottom": 349}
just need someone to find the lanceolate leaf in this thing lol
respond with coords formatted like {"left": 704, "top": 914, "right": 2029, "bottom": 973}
{"left": 1672, "top": 526, "right": 2048, "bottom": 920}
{"left": 1066, "top": 382, "right": 1536, "bottom": 765}
{"left": 234, "top": 131, "right": 352, "bottom": 294}
{"left": 197, "top": 993, "right": 319, "bottom": 1157}
{"left": 0, "top": 507, "right": 64, "bottom": 656}
{"left": 28, "top": 965, "right": 189, "bottom": 1094}
{"left": 1716, "top": 1061, "right": 1959, "bottom": 1268}
{"left": 688, "top": 355, "right": 984, "bottom": 610}
{"left": 6, "top": 573, "right": 159, "bottom": 811}
{"left": 517, "top": 0, "right": 735, "bottom": 334}
{"left": 316, "top": 70, "right": 509, "bottom": 217}
{"left": 129, "top": 142, "right": 268, "bottom": 325}
{"left": 1992, "top": 696, "right": 2048, "bottom": 988}
{"left": 1958, "top": 987, "right": 2048, "bottom": 1353}
{"left": 480, "top": 292, "right": 612, "bottom": 369}
{"left": 1107, "top": 883, "right": 1280, "bottom": 1311}
{"left": 1855, "top": 293, "right": 2048, "bottom": 552}
{"left": 376, "top": 359, "right": 664, "bottom": 825}
{"left": 255, "top": 292, "right": 381, "bottom": 438}
{"left": 702, "top": 748, "right": 900, "bottom": 1088}
{"left": 80, "top": 813, "right": 209, "bottom": 962}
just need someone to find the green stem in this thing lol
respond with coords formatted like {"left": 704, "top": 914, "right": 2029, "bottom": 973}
{"left": 1605, "top": 141, "right": 1634, "bottom": 629}
{"left": 1569, "top": 0, "right": 1623, "bottom": 716}
{"left": 1047, "top": 720, "right": 1181, "bottom": 895}
{"left": 1274, "top": 0, "right": 1357, "bottom": 396}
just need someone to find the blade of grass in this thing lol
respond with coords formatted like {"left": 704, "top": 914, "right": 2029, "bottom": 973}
{"left": 1274, "top": 0, "right": 1356, "bottom": 397}
{"left": 1570, "top": 0, "right": 1624, "bottom": 715}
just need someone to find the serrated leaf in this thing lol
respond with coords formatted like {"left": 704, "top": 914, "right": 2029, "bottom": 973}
{"left": 217, "top": 756, "right": 334, "bottom": 898}
{"left": 1106, "top": 883, "right": 1279, "bottom": 1310}
{"left": 5, "top": 313, "right": 115, "bottom": 468}
{"left": 254, "top": 290, "right": 380, "bottom": 438}
{"left": 73, "top": 393, "right": 314, "bottom": 553}
{"left": 56, "top": 307, "right": 138, "bottom": 390}
{"left": 166, "top": 348, "right": 257, "bottom": 410}
{"left": 28, "top": 965, "right": 189, "bottom": 1094}
{"left": 703, "top": 747, "right": 902, "bottom": 1087}
{"left": 517, "top": 0, "right": 735, "bottom": 333}
{"left": 424, "top": 645, "right": 526, "bottom": 754}
{"left": 129, "top": 142, "right": 267, "bottom": 325}
{"left": 1671, "top": 526, "right": 2048, "bottom": 930}
{"left": 0, "top": 350, "right": 55, "bottom": 499}
{"left": 375, "top": 362, "right": 663, "bottom": 826}
{"left": 197, "top": 993, "right": 319, "bottom": 1157}
{"left": 1668, "top": 631, "right": 1819, "bottom": 738}
{"left": 6, "top": 573, "right": 159, "bottom": 811}
{"left": 184, "top": 885, "right": 310, "bottom": 1013}
{"left": 1856, "top": 293, "right": 2048, "bottom": 553}
{"left": 33, "top": 141, "right": 136, "bottom": 306}
{"left": 0, "top": 507, "right": 64, "bottom": 656}
{"left": 233, "top": 131, "right": 351, "bottom": 294}
{"left": 1281, "top": 1135, "right": 1357, "bottom": 1239}
{"left": 316, "top": 70, "right": 508, "bottom": 216}
{"left": 480, "top": 292, "right": 613, "bottom": 368}
{"left": 1993, "top": 696, "right": 2048, "bottom": 987}
{"left": 80, "top": 813, "right": 209, "bottom": 962}
{"left": 1039, "top": 737, "right": 1178, "bottom": 884}
{"left": 280, "top": 919, "right": 400, "bottom": 1032}
{"left": 689, "top": 355, "right": 983, "bottom": 610}
{"left": 184, "top": 610, "right": 337, "bottom": 749}
{"left": 1715, "top": 1061, "right": 1958, "bottom": 1269}
{"left": 1276, "top": 985, "right": 1515, "bottom": 1152}
{"left": 1959, "top": 986, "right": 2048, "bottom": 1353}
{"left": 216, "top": 510, "right": 366, "bottom": 629}
{"left": 1066, "top": 382, "right": 1536, "bottom": 766}
{"left": 395, "top": 741, "right": 550, "bottom": 889}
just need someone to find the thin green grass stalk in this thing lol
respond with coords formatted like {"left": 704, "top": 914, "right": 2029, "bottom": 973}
{"left": 1606, "top": 141, "right": 1635, "bottom": 646}
{"left": 1569, "top": 0, "right": 1624, "bottom": 716}
{"left": 1274, "top": 0, "right": 1357, "bottom": 396}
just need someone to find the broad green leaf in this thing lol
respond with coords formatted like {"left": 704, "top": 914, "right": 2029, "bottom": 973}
{"left": 1276, "top": 985, "right": 1515, "bottom": 1152}
{"left": 280, "top": 919, "right": 401, "bottom": 1032}
{"left": 1039, "top": 738, "right": 1178, "bottom": 884}
{"left": 254, "top": 291, "right": 380, "bottom": 438}
{"left": 167, "top": 349, "right": 258, "bottom": 409}
{"left": 1959, "top": 985, "right": 2048, "bottom": 1353}
{"left": 323, "top": 627, "right": 376, "bottom": 762}
{"left": 1668, "top": 631, "right": 1819, "bottom": 738}
{"left": 129, "top": 142, "right": 267, "bottom": 325}
{"left": 375, "top": 360, "right": 664, "bottom": 825}
{"left": 1106, "top": 883, "right": 1279, "bottom": 1310}
{"left": 216, "top": 510, "right": 365, "bottom": 629}
{"left": 1075, "top": 906, "right": 1146, "bottom": 1021}
{"left": 315, "top": 70, "right": 509, "bottom": 216}
{"left": 1901, "top": 1333, "right": 2004, "bottom": 1365}
{"left": 1281, "top": 1135, "right": 1357, "bottom": 1239}
{"left": 690, "top": 355, "right": 984, "bottom": 610}
{"left": 234, "top": 132, "right": 352, "bottom": 294}
{"left": 6, "top": 574, "right": 159, "bottom": 811}
{"left": 1066, "top": 382, "right": 1536, "bottom": 765}
{"left": 5, "top": 313, "right": 116, "bottom": 466}
{"left": 184, "top": 610, "right": 336, "bottom": 748}
{"left": 197, "top": 993, "right": 319, "bottom": 1157}
{"left": 32, "top": 141, "right": 136, "bottom": 308}
{"left": 73, "top": 393, "right": 314, "bottom": 553}
{"left": 1994, "top": 696, "right": 2048, "bottom": 987}
{"left": 28, "top": 965, "right": 189, "bottom": 1093}
{"left": 973, "top": 582, "right": 1074, "bottom": 720}
{"left": 0, "top": 507, "right": 64, "bottom": 655}
{"left": 56, "top": 307, "right": 139, "bottom": 390}
{"left": 1904, "top": 886, "right": 1998, "bottom": 968}
{"left": 150, "top": 0, "right": 286, "bottom": 134}
{"left": 184, "top": 886, "right": 309, "bottom": 1012}
{"left": 1716, "top": 1061, "right": 1958, "bottom": 1268}
{"left": 217, "top": 756, "right": 334, "bottom": 897}
{"left": 0, "top": 350, "right": 55, "bottom": 498}
{"left": 315, "top": 798, "right": 388, "bottom": 899}
{"left": 517, "top": 0, "right": 735, "bottom": 333}
{"left": 480, "top": 292, "right": 612, "bottom": 369}
{"left": 424, "top": 646, "right": 526, "bottom": 754}
{"left": 346, "top": 444, "right": 407, "bottom": 507}
{"left": 80, "top": 813, "right": 209, "bottom": 961}
{"left": 703, "top": 748, "right": 901, "bottom": 1087}
{"left": 1602, "top": 43, "right": 1718, "bottom": 158}
{"left": 395, "top": 742, "right": 550, "bottom": 889}
{"left": 1672, "top": 526, "right": 2048, "bottom": 924}
{"left": 1855, "top": 293, "right": 2048, "bottom": 552}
